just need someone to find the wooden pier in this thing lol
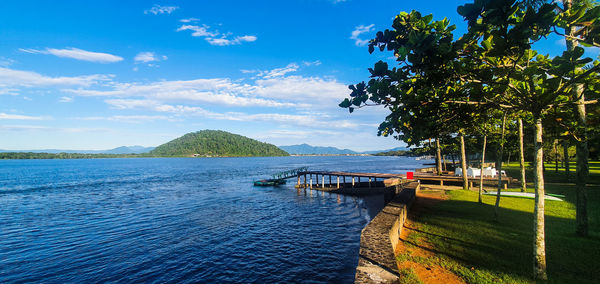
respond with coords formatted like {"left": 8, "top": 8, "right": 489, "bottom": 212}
{"left": 295, "top": 170, "right": 514, "bottom": 190}
{"left": 296, "top": 171, "right": 404, "bottom": 190}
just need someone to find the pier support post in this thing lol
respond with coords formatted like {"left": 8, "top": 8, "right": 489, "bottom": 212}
{"left": 343, "top": 176, "right": 346, "bottom": 187}
{"left": 322, "top": 175, "right": 325, "bottom": 189}
{"left": 358, "top": 177, "right": 361, "bottom": 186}
{"left": 304, "top": 174, "right": 307, "bottom": 188}
{"left": 310, "top": 176, "right": 313, "bottom": 189}
{"left": 337, "top": 176, "right": 340, "bottom": 189}
{"left": 352, "top": 177, "right": 355, "bottom": 188}
{"left": 329, "top": 176, "right": 332, "bottom": 187}
{"left": 297, "top": 175, "right": 300, "bottom": 186}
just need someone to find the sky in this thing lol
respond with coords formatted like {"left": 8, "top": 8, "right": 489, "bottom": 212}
{"left": 0, "top": 0, "right": 598, "bottom": 151}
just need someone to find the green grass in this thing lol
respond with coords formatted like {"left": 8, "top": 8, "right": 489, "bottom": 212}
{"left": 398, "top": 268, "right": 424, "bottom": 284}
{"left": 408, "top": 161, "right": 600, "bottom": 283}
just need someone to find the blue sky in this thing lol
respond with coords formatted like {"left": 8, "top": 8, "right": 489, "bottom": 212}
{"left": 0, "top": 0, "right": 598, "bottom": 151}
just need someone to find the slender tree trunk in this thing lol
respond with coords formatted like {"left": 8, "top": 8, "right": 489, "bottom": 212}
{"left": 575, "top": 83, "right": 589, "bottom": 236}
{"left": 495, "top": 113, "right": 507, "bottom": 221}
{"left": 436, "top": 138, "right": 443, "bottom": 175}
{"left": 442, "top": 154, "right": 447, "bottom": 171}
{"left": 554, "top": 139, "right": 559, "bottom": 173}
{"left": 564, "top": 0, "right": 589, "bottom": 236}
{"left": 479, "top": 135, "right": 487, "bottom": 204}
{"left": 460, "top": 134, "right": 469, "bottom": 190}
{"left": 533, "top": 117, "right": 547, "bottom": 280}
{"left": 519, "top": 118, "right": 526, "bottom": 192}
{"left": 563, "top": 140, "right": 570, "bottom": 182}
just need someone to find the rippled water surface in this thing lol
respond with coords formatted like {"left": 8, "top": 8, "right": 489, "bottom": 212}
{"left": 0, "top": 156, "right": 427, "bottom": 283}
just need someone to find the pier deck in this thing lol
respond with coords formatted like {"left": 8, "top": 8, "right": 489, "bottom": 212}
{"left": 295, "top": 170, "right": 514, "bottom": 190}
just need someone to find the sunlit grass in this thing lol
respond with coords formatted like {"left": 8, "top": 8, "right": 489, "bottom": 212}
{"left": 406, "top": 162, "right": 600, "bottom": 283}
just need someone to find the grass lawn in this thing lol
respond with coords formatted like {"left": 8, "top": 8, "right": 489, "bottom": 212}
{"left": 404, "top": 161, "right": 600, "bottom": 283}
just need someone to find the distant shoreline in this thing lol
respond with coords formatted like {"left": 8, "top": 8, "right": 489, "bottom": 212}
{"left": 0, "top": 152, "right": 413, "bottom": 160}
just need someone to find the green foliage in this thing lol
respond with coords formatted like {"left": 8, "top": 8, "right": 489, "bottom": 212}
{"left": 149, "top": 130, "right": 289, "bottom": 157}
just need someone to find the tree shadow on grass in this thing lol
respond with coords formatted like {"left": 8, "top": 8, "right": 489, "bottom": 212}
{"left": 409, "top": 194, "right": 600, "bottom": 283}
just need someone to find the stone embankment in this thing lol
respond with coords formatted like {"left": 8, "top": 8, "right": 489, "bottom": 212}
{"left": 355, "top": 181, "right": 418, "bottom": 283}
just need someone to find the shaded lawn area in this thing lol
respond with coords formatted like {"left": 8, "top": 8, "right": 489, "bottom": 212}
{"left": 407, "top": 161, "right": 600, "bottom": 283}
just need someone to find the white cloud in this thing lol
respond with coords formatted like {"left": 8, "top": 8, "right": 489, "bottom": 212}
{"left": 134, "top": 52, "right": 167, "bottom": 66}
{"left": 177, "top": 24, "right": 257, "bottom": 45}
{"left": 303, "top": 60, "right": 322, "bottom": 66}
{"left": 78, "top": 115, "right": 175, "bottom": 123}
{"left": 177, "top": 24, "right": 218, "bottom": 37}
{"left": 144, "top": 5, "right": 179, "bottom": 15}
{"left": 255, "top": 63, "right": 299, "bottom": 79}
{"left": 59, "top": 62, "right": 348, "bottom": 110}
{"left": 0, "top": 67, "right": 112, "bottom": 87}
{"left": 206, "top": 35, "right": 257, "bottom": 46}
{"left": 0, "top": 57, "right": 16, "bottom": 67}
{"left": 0, "top": 113, "right": 47, "bottom": 120}
{"left": 59, "top": 96, "right": 73, "bottom": 103}
{"left": 254, "top": 75, "right": 348, "bottom": 104}
{"left": 350, "top": 24, "right": 375, "bottom": 46}
{"left": 0, "top": 125, "right": 109, "bottom": 133}
{"left": 66, "top": 78, "right": 297, "bottom": 108}
{"left": 102, "top": 99, "right": 360, "bottom": 129}
{"left": 20, "top": 47, "right": 123, "bottom": 63}
{"left": 180, "top": 18, "right": 200, "bottom": 23}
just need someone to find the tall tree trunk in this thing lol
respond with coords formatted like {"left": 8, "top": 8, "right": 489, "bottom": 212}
{"left": 564, "top": 0, "right": 589, "bottom": 237}
{"left": 460, "top": 134, "right": 469, "bottom": 190}
{"left": 519, "top": 118, "right": 526, "bottom": 192}
{"left": 575, "top": 83, "right": 589, "bottom": 236}
{"left": 533, "top": 117, "right": 547, "bottom": 280}
{"left": 495, "top": 113, "right": 507, "bottom": 221}
{"left": 442, "top": 154, "right": 447, "bottom": 171}
{"left": 563, "top": 140, "right": 570, "bottom": 182}
{"left": 554, "top": 139, "right": 559, "bottom": 173}
{"left": 479, "top": 135, "right": 487, "bottom": 204}
{"left": 436, "top": 138, "right": 443, "bottom": 175}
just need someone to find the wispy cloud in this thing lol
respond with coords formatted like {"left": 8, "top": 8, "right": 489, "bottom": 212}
{"left": 144, "top": 5, "right": 179, "bottom": 15}
{"left": 0, "top": 57, "right": 16, "bottom": 67}
{"left": 59, "top": 96, "right": 73, "bottom": 103}
{"left": 177, "top": 23, "right": 256, "bottom": 45}
{"left": 19, "top": 47, "right": 123, "bottom": 63}
{"left": 206, "top": 35, "right": 257, "bottom": 46}
{"left": 66, "top": 78, "right": 298, "bottom": 108}
{"left": 0, "top": 125, "right": 109, "bottom": 133}
{"left": 134, "top": 52, "right": 168, "bottom": 67}
{"left": 177, "top": 24, "right": 218, "bottom": 37}
{"left": 303, "top": 60, "right": 322, "bottom": 66}
{"left": 0, "top": 113, "right": 47, "bottom": 120}
{"left": 179, "top": 18, "right": 200, "bottom": 23}
{"left": 0, "top": 67, "right": 112, "bottom": 87}
{"left": 102, "top": 99, "right": 359, "bottom": 129}
{"left": 350, "top": 24, "right": 375, "bottom": 46}
{"left": 78, "top": 115, "right": 176, "bottom": 123}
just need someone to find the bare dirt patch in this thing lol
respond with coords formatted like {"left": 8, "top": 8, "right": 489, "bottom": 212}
{"left": 394, "top": 188, "right": 465, "bottom": 284}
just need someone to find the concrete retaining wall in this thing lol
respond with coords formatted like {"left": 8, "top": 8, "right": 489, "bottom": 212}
{"left": 355, "top": 182, "right": 418, "bottom": 283}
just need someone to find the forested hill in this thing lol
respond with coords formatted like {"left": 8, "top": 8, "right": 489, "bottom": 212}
{"left": 150, "top": 130, "right": 289, "bottom": 157}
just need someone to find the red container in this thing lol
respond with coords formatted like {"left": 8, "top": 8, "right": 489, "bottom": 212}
{"left": 406, "top": 172, "right": 414, "bottom": 179}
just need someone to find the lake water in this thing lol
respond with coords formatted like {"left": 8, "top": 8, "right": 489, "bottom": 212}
{"left": 0, "top": 156, "right": 428, "bottom": 283}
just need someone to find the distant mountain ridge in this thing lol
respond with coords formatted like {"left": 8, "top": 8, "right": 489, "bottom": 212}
{"left": 278, "top": 144, "right": 409, "bottom": 155}
{"left": 278, "top": 144, "right": 358, "bottom": 155}
{"left": 0, "top": 145, "right": 155, "bottom": 154}
{"left": 150, "top": 130, "right": 288, "bottom": 157}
